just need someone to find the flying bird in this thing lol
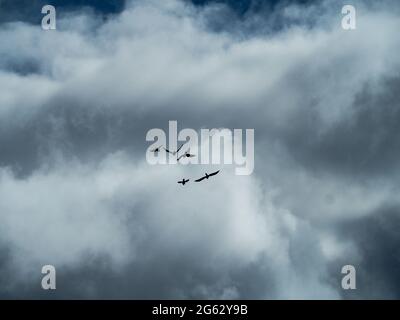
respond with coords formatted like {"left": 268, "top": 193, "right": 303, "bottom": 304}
{"left": 150, "top": 146, "right": 163, "bottom": 154}
{"left": 195, "top": 170, "right": 220, "bottom": 182}
{"left": 164, "top": 144, "right": 184, "bottom": 156}
{"left": 177, "top": 152, "right": 196, "bottom": 161}
{"left": 178, "top": 178, "right": 190, "bottom": 186}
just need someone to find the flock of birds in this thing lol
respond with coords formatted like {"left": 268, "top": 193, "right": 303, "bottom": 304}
{"left": 151, "top": 144, "right": 220, "bottom": 186}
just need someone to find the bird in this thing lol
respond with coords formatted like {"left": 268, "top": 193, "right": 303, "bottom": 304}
{"left": 195, "top": 170, "right": 220, "bottom": 182}
{"left": 178, "top": 178, "right": 189, "bottom": 186}
{"left": 164, "top": 144, "right": 184, "bottom": 156}
{"left": 177, "top": 151, "right": 196, "bottom": 161}
{"left": 150, "top": 146, "right": 162, "bottom": 154}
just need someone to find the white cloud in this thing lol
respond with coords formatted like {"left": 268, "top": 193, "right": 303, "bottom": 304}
{"left": 0, "top": 0, "right": 399, "bottom": 298}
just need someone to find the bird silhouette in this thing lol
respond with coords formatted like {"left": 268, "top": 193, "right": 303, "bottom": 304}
{"left": 150, "top": 146, "right": 163, "bottom": 154}
{"left": 164, "top": 144, "right": 184, "bottom": 156}
{"left": 178, "top": 178, "right": 190, "bottom": 186}
{"left": 177, "top": 151, "right": 196, "bottom": 161}
{"left": 195, "top": 170, "right": 220, "bottom": 182}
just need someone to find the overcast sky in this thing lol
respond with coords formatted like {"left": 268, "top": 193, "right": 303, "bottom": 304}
{"left": 0, "top": 0, "right": 400, "bottom": 299}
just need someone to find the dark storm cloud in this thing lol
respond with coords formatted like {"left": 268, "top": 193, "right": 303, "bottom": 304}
{"left": 282, "top": 76, "right": 400, "bottom": 178}
{"left": 2, "top": 254, "right": 273, "bottom": 299}
{"left": 0, "top": 0, "right": 400, "bottom": 299}
{"left": 332, "top": 207, "right": 400, "bottom": 299}
{"left": 0, "top": 0, "right": 125, "bottom": 24}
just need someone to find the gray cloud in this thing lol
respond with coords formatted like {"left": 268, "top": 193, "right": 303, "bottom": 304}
{"left": 0, "top": 0, "right": 399, "bottom": 299}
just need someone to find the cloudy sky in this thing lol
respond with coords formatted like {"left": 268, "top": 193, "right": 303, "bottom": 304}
{"left": 0, "top": 0, "right": 400, "bottom": 299}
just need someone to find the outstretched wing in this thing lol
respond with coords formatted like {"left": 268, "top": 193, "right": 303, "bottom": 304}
{"left": 177, "top": 180, "right": 183, "bottom": 184}
{"left": 209, "top": 170, "right": 220, "bottom": 177}
{"left": 195, "top": 176, "right": 206, "bottom": 182}
{"left": 177, "top": 154, "right": 185, "bottom": 161}
{"left": 176, "top": 144, "right": 185, "bottom": 153}
{"left": 185, "top": 179, "right": 190, "bottom": 183}
{"left": 164, "top": 147, "right": 171, "bottom": 153}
